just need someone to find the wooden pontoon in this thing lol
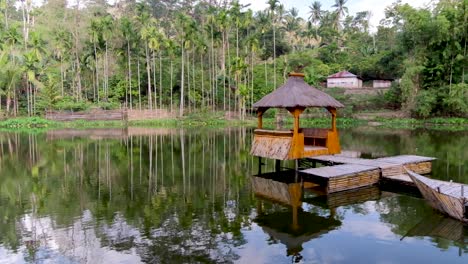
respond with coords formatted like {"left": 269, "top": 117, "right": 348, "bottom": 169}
{"left": 251, "top": 72, "right": 344, "bottom": 160}
{"left": 407, "top": 169, "right": 468, "bottom": 223}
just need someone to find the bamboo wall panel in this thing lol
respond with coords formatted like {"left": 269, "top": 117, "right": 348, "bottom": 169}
{"left": 250, "top": 134, "right": 292, "bottom": 160}
{"left": 328, "top": 169, "right": 380, "bottom": 193}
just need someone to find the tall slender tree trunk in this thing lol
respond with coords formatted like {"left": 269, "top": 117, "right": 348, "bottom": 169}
{"left": 222, "top": 32, "right": 226, "bottom": 111}
{"left": 94, "top": 43, "right": 99, "bottom": 102}
{"left": 60, "top": 57, "right": 64, "bottom": 97}
{"left": 127, "top": 40, "right": 132, "bottom": 109}
{"left": 211, "top": 25, "right": 216, "bottom": 112}
{"left": 227, "top": 33, "right": 231, "bottom": 113}
{"left": 105, "top": 40, "right": 109, "bottom": 99}
{"left": 152, "top": 50, "right": 157, "bottom": 109}
{"left": 186, "top": 49, "right": 191, "bottom": 113}
{"left": 180, "top": 43, "right": 185, "bottom": 117}
{"left": 170, "top": 59, "right": 173, "bottom": 113}
{"left": 273, "top": 21, "right": 276, "bottom": 89}
{"left": 191, "top": 49, "right": 195, "bottom": 111}
{"left": 201, "top": 53, "right": 205, "bottom": 109}
{"left": 137, "top": 56, "right": 141, "bottom": 110}
{"left": 145, "top": 43, "right": 152, "bottom": 110}
{"left": 159, "top": 51, "right": 162, "bottom": 109}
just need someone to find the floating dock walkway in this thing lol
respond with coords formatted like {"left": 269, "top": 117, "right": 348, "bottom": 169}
{"left": 300, "top": 155, "right": 436, "bottom": 193}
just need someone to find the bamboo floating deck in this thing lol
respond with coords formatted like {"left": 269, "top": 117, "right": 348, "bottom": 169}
{"left": 301, "top": 154, "right": 436, "bottom": 193}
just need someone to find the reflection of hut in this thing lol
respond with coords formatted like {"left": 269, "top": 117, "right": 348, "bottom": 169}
{"left": 251, "top": 172, "right": 341, "bottom": 256}
{"left": 255, "top": 209, "right": 341, "bottom": 256}
{"left": 251, "top": 73, "right": 344, "bottom": 161}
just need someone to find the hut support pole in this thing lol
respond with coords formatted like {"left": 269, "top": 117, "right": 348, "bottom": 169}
{"left": 257, "top": 108, "right": 268, "bottom": 129}
{"left": 287, "top": 107, "right": 305, "bottom": 135}
{"left": 327, "top": 107, "right": 337, "bottom": 131}
{"left": 257, "top": 111, "right": 263, "bottom": 129}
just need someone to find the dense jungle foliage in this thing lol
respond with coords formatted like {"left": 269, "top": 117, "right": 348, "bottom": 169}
{"left": 0, "top": 0, "right": 466, "bottom": 118}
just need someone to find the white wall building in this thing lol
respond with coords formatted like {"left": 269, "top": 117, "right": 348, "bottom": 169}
{"left": 372, "top": 80, "right": 392, "bottom": 88}
{"left": 327, "top": 71, "right": 363, "bottom": 88}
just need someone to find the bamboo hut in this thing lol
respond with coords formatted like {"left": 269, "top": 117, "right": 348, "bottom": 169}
{"left": 251, "top": 72, "right": 344, "bottom": 160}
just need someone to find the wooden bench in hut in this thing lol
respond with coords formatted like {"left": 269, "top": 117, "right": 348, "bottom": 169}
{"left": 250, "top": 72, "right": 344, "bottom": 161}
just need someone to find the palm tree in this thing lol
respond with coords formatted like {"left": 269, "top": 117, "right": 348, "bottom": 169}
{"left": 267, "top": 0, "right": 280, "bottom": 89}
{"left": 140, "top": 18, "right": 156, "bottom": 110}
{"left": 308, "top": 1, "right": 322, "bottom": 25}
{"left": 100, "top": 15, "right": 113, "bottom": 100}
{"left": 216, "top": 9, "right": 229, "bottom": 111}
{"left": 332, "top": 0, "right": 348, "bottom": 31}
{"left": 284, "top": 8, "right": 302, "bottom": 50}
{"left": 52, "top": 30, "right": 72, "bottom": 97}
{"left": 120, "top": 17, "right": 135, "bottom": 109}
{"left": 89, "top": 18, "right": 102, "bottom": 102}
{"left": 176, "top": 13, "right": 196, "bottom": 117}
{"left": 0, "top": 52, "right": 21, "bottom": 115}
{"left": 165, "top": 38, "right": 177, "bottom": 113}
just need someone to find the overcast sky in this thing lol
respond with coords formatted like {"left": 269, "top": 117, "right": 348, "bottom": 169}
{"left": 239, "top": 0, "right": 433, "bottom": 31}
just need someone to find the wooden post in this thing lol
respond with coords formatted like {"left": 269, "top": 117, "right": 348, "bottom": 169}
{"left": 257, "top": 107, "right": 269, "bottom": 129}
{"left": 286, "top": 107, "right": 304, "bottom": 135}
{"left": 257, "top": 110, "right": 263, "bottom": 129}
{"left": 275, "top": 160, "right": 281, "bottom": 172}
{"left": 294, "top": 112, "right": 299, "bottom": 134}
{"left": 327, "top": 107, "right": 337, "bottom": 131}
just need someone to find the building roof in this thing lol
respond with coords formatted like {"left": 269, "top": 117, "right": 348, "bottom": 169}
{"left": 327, "top": 71, "right": 361, "bottom": 79}
{"left": 253, "top": 73, "right": 344, "bottom": 109}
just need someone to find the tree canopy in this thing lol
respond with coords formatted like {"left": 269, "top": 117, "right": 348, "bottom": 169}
{"left": 0, "top": 0, "right": 465, "bottom": 118}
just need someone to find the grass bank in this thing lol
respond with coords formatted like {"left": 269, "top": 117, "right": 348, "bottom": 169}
{"left": 0, "top": 114, "right": 466, "bottom": 131}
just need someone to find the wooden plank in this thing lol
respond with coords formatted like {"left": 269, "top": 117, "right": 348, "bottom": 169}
{"left": 377, "top": 155, "right": 436, "bottom": 164}
{"left": 302, "top": 164, "right": 378, "bottom": 178}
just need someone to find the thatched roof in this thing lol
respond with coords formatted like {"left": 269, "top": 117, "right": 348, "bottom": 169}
{"left": 253, "top": 73, "right": 344, "bottom": 109}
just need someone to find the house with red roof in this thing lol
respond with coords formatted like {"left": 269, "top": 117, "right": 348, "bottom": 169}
{"left": 327, "top": 71, "right": 362, "bottom": 88}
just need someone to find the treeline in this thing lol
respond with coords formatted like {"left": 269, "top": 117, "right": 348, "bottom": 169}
{"left": 0, "top": 0, "right": 466, "bottom": 118}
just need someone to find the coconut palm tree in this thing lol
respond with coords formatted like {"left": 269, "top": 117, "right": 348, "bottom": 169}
{"left": 120, "top": 17, "right": 135, "bottom": 108}
{"left": 308, "top": 1, "right": 322, "bottom": 25}
{"left": 332, "top": 0, "right": 348, "bottom": 31}
{"left": 100, "top": 15, "right": 113, "bottom": 100}
{"left": 267, "top": 0, "right": 280, "bottom": 89}
{"left": 89, "top": 18, "right": 102, "bottom": 102}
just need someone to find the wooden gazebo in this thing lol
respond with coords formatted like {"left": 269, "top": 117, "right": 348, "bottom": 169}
{"left": 251, "top": 72, "right": 344, "bottom": 160}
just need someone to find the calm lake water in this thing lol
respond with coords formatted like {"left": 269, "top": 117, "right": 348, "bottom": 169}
{"left": 0, "top": 127, "right": 467, "bottom": 263}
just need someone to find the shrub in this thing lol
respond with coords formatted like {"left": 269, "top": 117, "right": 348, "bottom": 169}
{"left": 383, "top": 83, "right": 402, "bottom": 109}
{"left": 413, "top": 90, "right": 437, "bottom": 118}
{"left": 54, "top": 97, "right": 91, "bottom": 112}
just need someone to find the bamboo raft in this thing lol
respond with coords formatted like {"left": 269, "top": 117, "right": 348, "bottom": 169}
{"left": 299, "top": 154, "right": 435, "bottom": 193}
{"left": 407, "top": 169, "right": 468, "bottom": 223}
{"left": 301, "top": 164, "right": 381, "bottom": 193}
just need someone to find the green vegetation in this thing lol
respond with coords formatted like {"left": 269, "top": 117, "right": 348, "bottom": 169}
{"left": 0, "top": 0, "right": 465, "bottom": 121}
{"left": 0, "top": 114, "right": 465, "bottom": 131}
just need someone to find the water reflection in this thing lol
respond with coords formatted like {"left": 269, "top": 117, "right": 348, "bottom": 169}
{"left": 0, "top": 127, "right": 466, "bottom": 263}
{"left": 252, "top": 171, "right": 341, "bottom": 261}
